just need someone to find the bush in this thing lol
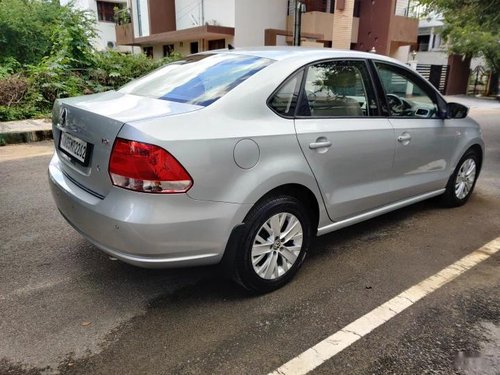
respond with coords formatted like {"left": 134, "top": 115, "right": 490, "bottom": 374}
{"left": 88, "top": 51, "right": 180, "bottom": 92}
{"left": 0, "top": 0, "right": 62, "bottom": 66}
{"left": 0, "top": 104, "right": 41, "bottom": 122}
{"left": 27, "top": 62, "right": 86, "bottom": 107}
{"left": 0, "top": 74, "right": 28, "bottom": 106}
{"left": 0, "top": 53, "right": 182, "bottom": 121}
{"left": 0, "top": 1, "right": 182, "bottom": 122}
{"left": 0, "top": 57, "right": 21, "bottom": 78}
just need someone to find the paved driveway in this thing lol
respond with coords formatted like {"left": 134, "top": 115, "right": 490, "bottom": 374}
{"left": 1, "top": 105, "right": 499, "bottom": 374}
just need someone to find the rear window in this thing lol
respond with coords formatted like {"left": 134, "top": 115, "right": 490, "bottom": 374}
{"left": 119, "top": 53, "right": 274, "bottom": 106}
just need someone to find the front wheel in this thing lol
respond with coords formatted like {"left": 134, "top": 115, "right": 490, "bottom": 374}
{"left": 233, "top": 195, "right": 312, "bottom": 294}
{"left": 441, "top": 150, "right": 480, "bottom": 207}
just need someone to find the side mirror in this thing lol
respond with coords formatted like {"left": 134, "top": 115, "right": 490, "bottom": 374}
{"left": 446, "top": 102, "right": 468, "bottom": 119}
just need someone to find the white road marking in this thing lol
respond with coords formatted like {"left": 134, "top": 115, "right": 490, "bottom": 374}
{"left": 270, "top": 237, "right": 500, "bottom": 375}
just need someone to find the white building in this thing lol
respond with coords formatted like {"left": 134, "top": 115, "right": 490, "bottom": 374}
{"left": 116, "top": 0, "right": 418, "bottom": 63}
{"left": 123, "top": 0, "right": 288, "bottom": 59}
{"left": 416, "top": 15, "right": 483, "bottom": 69}
{"left": 61, "top": 0, "right": 129, "bottom": 51}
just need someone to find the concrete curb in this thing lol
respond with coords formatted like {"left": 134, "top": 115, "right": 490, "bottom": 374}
{"left": 0, "top": 130, "right": 53, "bottom": 145}
{"left": 0, "top": 119, "right": 52, "bottom": 146}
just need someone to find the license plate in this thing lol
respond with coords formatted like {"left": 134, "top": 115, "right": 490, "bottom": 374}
{"left": 59, "top": 132, "right": 90, "bottom": 165}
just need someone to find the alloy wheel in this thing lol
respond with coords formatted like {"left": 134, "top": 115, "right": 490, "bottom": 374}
{"left": 455, "top": 158, "right": 477, "bottom": 200}
{"left": 251, "top": 212, "right": 303, "bottom": 280}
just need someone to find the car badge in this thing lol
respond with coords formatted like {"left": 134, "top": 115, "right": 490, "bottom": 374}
{"left": 60, "top": 108, "right": 67, "bottom": 127}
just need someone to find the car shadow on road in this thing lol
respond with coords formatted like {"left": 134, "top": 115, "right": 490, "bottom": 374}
{"left": 79, "top": 197, "right": 443, "bottom": 303}
{"left": 309, "top": 199, "right": 439, "bottom": 259}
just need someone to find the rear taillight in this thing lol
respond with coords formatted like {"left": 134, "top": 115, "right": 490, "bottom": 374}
{"left": 109, "top": 138, "right": 193, "bottom": 193}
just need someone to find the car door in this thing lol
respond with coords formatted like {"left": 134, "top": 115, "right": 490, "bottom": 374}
{"left": 372, "top": 61, "right": 458, "bottom": 199}
{"left": 294, "top": 59, "right": 396, "bottom": 221}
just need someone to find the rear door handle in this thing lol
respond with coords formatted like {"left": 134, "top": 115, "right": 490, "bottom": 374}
{"left": 309, "top": 140, "right": 332, "bottom": 150}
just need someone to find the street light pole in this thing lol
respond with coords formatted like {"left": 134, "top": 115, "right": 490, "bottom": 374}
{"left": 293, "top": 0, "right": 304, "bottom": 46}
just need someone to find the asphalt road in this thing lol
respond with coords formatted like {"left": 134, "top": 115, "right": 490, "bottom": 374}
{"left": 1, "top": 106, "right": 499, "bottom": 375}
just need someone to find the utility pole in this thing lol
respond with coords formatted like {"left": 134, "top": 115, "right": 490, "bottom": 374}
{"left": 201, "top": 0, "right": 205, "bottom": 25}
{"left": 293, "top": 0, "right": 304, "bottom": 46}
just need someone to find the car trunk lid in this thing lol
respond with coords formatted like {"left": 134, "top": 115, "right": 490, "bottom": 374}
{"left": 53, "top": 91, "right": 201, "bottom": 198}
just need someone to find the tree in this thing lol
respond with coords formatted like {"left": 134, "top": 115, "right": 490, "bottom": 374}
{"left": 47, "top": 4, "right": 97, "bottom": 70}
{"left": 0, "top": 0, "right": 97, "bottom": 68}
{"left": 0, "top": 0, "right": 61, "bottom": 65}
{"left": 418, "top": 0, "right": 500, "bottom": 95}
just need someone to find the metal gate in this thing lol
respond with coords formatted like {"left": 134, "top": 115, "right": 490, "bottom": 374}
{"left": 416, "top": 64, "right": 449, "bottom": 94}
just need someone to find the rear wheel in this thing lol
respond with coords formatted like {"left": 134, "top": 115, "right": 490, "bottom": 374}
{"left": 233, "top": 195, "right": 312, "bottom": 294}
{"left": 441, "top": 150, "right": 479, "bottom": 207}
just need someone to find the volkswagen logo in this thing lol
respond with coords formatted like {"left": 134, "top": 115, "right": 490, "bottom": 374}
{"left": 60, "top": 108, "right": 67, "bottom": 127}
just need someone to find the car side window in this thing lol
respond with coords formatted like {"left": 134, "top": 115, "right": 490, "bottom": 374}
{"left": 268, "top": 70, "right": 304, "bottom": 117}
{"left": 375, "top": 62, "right": 439, "bottom": 118}
{"left": 297, "top": 60, "right": 377, "bottom": 118}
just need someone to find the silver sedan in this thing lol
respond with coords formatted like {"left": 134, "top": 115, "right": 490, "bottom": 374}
{"left": 48, "top": 48, "right": 484, "bottom": 293}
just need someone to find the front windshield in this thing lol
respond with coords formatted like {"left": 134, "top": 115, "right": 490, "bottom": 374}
{"left": 119, "top": 53, "right": 274, "bottom": 106}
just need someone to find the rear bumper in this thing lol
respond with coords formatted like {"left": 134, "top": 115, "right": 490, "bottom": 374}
{"left": 48, "top": 153, "right": 248, "bottom": 268}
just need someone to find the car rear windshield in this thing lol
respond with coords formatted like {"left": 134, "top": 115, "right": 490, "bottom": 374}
{"left": 119, "top": 53, "right": 274, "bottom": 106}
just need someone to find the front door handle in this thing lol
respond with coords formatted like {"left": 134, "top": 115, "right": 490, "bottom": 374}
{"left": 397, "top": 133, "right": 412, "bottom": 143}
{"left": 309, "top": 140, "right": 332, "bottom": 150}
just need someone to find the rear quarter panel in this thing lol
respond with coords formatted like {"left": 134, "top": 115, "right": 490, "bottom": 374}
{"left": 118, "top": 59, "right": 331, "bottom": 228}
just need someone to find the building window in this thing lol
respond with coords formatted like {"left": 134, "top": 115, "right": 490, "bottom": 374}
{"left": 97, "top": 1, "right": 122, "bottom": 22}
{"left": 190, "top": 42, "right": 199, "bottom": 54}
{"left": 143, "top": 46, "right": 153, "bottom": 58}
{"left": 417, "top": 35, "right": 430, "bottom": 51}
{"left": 163, "top": 44, "right": 174, "bottom": 57}
{"left": 208, "top": 39, "right": 225, "bottom": 50}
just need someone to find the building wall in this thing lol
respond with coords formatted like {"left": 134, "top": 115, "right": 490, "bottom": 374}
{"left": 286, "top": 11, "right": 335, "bottom": 42}
{"left": 390, "top": 45, "right": 410, "bottom": 62}
{"left": 61, "top": 0, "right": 128, "bottom": 50}
{"left": 204, "top": 0, "right": 235, "bottom": 27}
{"left": 175, "top": 0, "right": 235, "bottom": 30}
{"left": 146, "top": 36, "right": 235, "bottom": 59}
{"left": 234, "top": 0, "right": 288, "bottom": 47}
{"left": 133, "top": 0, "right": 151, "bottom": 37}
{"left": 356, "top": 0, "right": 393, "bottom": 54}
{"left": 417, "top": 51, "right": 484, "bottom": 70}
{"left": 148, "top": 0, "right": 176, "bottom": 34}
{"left": 331, "top": 0, "right": 355, "bottom": 49}
{"left": 98, "top": 21, "right": 123, "bottom": 49}
{"left": 389, "top": 15, "right": 418, "bottom": 44}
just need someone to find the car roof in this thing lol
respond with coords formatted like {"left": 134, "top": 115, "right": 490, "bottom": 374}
{"left": 199, "top": 46, "right": 402, "bottom": 65}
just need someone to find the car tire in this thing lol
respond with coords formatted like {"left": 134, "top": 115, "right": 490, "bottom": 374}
{"left": 233, "top": 195, "right": 312, "bottom": 294}
{"left": 440, "top": 150, "right": 480, "bottom": 207}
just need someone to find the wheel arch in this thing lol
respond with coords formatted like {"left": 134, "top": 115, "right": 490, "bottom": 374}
{"left": 467, "top": 144, "right": 483, "bottom": 172}
{"left": 220, "top": 182, "right": 322, "bottom": 282}
{"left": 450, "top": 138, "right": 485, "bottom": 175}
{"left": 247, "top": 183, "right": 321, "bottom": 233}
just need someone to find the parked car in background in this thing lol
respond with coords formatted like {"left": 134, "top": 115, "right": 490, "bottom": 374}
{"left": 49, "top": 47, "right": 484, "bottom": 293}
